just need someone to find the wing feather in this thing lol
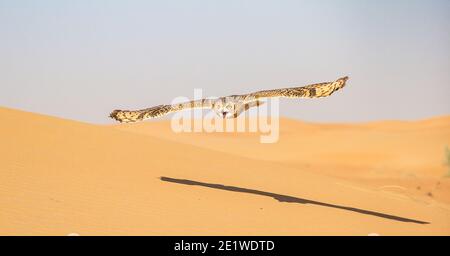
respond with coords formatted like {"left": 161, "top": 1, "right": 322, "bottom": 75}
{"left": 109, "top": 76, "right": 348, "bottom": 123}
{"left": 245, "top": 76, "right": 348, "bottom": 100}
{"left": 109, "top": 98, "right": 214, "bottom": 123}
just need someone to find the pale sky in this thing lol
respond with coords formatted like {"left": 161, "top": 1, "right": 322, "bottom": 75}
{"left": 0, "top": 0, "right": 449, "bottom": 123}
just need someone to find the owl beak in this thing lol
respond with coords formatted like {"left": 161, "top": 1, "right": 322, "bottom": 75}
{"left": 222, "top": 112, "right": 227, "bottom": 118}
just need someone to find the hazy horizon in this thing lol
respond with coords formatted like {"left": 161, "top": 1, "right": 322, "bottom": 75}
{"left": 1, "top": 0, "right": 449, "bottom": 124}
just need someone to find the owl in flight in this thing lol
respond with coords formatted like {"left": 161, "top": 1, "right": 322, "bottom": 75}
{"left": 110, "top": 76, "right": 348, "bottom": 123}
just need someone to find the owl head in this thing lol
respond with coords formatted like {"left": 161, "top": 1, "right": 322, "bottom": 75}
{"left": 213, "top": 97, "right": 237, "bottom": 118}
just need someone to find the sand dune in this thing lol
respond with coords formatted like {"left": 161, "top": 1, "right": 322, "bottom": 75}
{"left": 115, "top": 116, "right": 450, "bottom": 205}
{"left": 1, "top": 107, "right": 449, "bottom": 235}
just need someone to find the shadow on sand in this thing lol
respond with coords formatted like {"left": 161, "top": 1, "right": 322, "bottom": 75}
{"left": 160, "top": 176, "right": 429, "bottom": 224}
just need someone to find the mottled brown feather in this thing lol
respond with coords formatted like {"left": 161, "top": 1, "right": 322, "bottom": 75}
{"left": 109, "top": 76, "right": 348, "bottom": 123}
{"left": 247, "top": 76, "right": 348, "bottom": 100}
{"left": 109, "top": 99, "right": 214, "bottom": 123}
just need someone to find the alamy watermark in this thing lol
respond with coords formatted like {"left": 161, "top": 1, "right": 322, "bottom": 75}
{"left": 169, "top": 89, "right": 280, "bottom": 143}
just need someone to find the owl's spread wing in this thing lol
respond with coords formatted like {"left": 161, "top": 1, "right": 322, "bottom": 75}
{"left": 109, "top": 98, "right": 215, "bottom": 123}
{"left": 244, "top": 76, "right": 348, "bottom": 101}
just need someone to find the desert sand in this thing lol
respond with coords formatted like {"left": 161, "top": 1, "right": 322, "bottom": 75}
{"left": 1, "top": 106, "right": 449, "bottom": 235}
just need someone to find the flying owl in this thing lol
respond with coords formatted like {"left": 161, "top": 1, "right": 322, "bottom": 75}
{"left": 109, "top": 76, "right": 348, "bottom": 123}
